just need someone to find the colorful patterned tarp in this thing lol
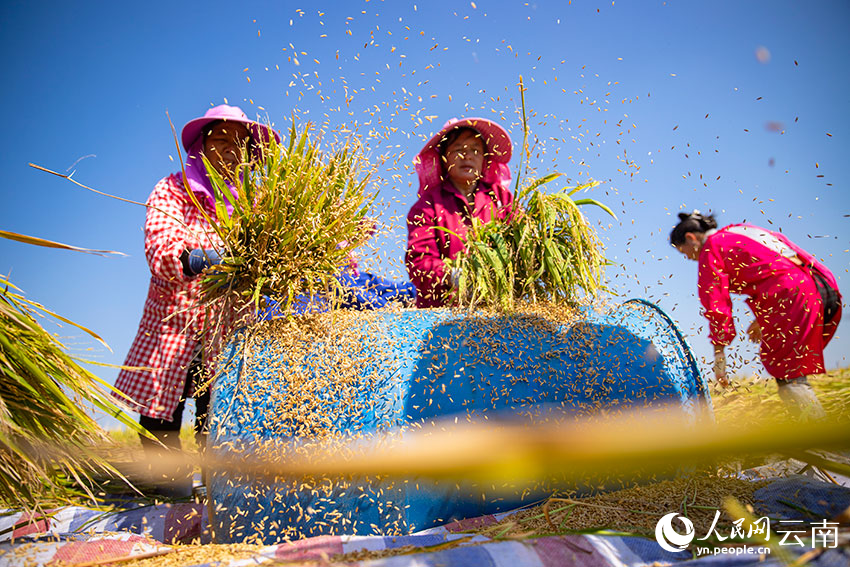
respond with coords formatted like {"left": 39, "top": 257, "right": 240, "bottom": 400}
{"left": 1, "top": 477, "right": 847, "bottom": 567}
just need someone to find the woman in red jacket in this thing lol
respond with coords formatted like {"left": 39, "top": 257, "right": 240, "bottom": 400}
{"left": 115, "top": 105, "right": 278, "bottom": 479}
{"left": 406, "top": 118, "right": 514, "bottom": 307}
{"left": 671, "top": 211, "right": 841, "bottom": 419}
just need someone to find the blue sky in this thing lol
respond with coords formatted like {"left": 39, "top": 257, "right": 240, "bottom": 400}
{"left": 2, "top": 1, "right": 848, "bottom": 425}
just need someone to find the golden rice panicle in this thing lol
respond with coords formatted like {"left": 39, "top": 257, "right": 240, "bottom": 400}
{"left": 199, "top": 120, "right": 378, "bottom": 320}
{"left": 450, "top": 178, "right": 613, "bottom": 311}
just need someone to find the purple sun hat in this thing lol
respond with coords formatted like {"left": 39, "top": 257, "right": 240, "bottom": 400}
{"left": 181, "top": 104, "right": 280, "bottom": 151}
{"left": 180, "top": 104, "right": 279, "bottom": 215}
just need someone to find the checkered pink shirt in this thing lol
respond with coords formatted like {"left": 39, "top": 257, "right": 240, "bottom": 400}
{"left": 114, "top": 174, "right": 222, "bottom": 420}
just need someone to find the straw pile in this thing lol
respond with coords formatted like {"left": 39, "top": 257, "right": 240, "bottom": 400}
{"left": 322, "top": 476, "right": 768, "bottom": 562}
{"left": 477, "top": 474, "right": 769, "bottom": 539}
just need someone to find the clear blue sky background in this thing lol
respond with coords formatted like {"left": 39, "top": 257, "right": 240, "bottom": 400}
{"left": 2, "top": 1, "right": 848, "bottom": 426}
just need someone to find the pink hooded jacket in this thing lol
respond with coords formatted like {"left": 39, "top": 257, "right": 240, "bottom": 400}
{"left": 405, "top": 118, "right": 514, "bottom": 308}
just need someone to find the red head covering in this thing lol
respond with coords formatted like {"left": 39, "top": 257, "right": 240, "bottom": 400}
{"left": 414, "top": 117, "right": 513, "bottom": 198}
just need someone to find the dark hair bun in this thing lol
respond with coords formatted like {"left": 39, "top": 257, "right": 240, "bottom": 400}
{"left": 669, "top": 209, "right": 718, "bottom": 245}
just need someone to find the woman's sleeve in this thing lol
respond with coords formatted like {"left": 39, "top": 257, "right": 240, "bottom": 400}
{"left": 697, "top": 242, "right": 736, "bottom": 345}
{"left": 406, "top": 199, "right": 448, "bottom": 303}
{"left": 144, "top": 178, "right": 190, "bottom": 282}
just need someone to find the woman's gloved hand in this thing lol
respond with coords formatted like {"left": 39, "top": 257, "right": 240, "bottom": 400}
{"left": 746, "top": 320, "right": 762, "bottom": 344}
{"left": 450, "top": 267, "right": 462, "bottom": 289}
{"left": 181, "top": 248, "right": 222, "bottom": 277}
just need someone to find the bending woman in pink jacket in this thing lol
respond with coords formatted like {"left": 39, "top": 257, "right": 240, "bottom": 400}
{"left": 671, "top": 211, "right": 842, "bottom": 418}
{"left": 406, "top": 118, "right": 514, "bottom": 307}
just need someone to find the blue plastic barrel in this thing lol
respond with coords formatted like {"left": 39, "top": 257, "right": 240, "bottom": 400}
{"left": 207, "top": 300, "right": 711, "bottom": 543}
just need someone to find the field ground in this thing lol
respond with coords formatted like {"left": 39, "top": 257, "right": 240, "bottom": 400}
{"left": 711, "top": 366, "right": 849, "bottom": 424}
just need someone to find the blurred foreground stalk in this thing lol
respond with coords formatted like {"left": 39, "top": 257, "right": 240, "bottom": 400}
{"left": 132, "top": 409, "right": 850, "bottom": 489}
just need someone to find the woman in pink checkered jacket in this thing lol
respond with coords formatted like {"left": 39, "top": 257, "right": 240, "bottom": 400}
{"left": 114, "top": 105, "right": 278, "bottom": 470}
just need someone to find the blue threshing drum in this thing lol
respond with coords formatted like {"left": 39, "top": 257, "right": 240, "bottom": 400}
{"left": 207, "top": 300, "right": 711, "bottom": 543}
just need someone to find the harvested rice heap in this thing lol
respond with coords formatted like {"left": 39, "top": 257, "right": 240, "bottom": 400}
{"left": 483, "top": 475, "right": 768, "bottom": 539}
{"left": 205, "top": 299, "right": 709, "bottom": 544}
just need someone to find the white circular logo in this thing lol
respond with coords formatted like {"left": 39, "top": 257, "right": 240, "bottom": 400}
{"left": 655, "top": 512, "right": 695, "bottom": 553}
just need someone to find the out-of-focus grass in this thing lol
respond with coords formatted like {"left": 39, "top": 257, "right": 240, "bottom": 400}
{"left": 107, "top": 424, "right": 199, "bottom": 454}
{"left": 711, "top": 366, "right": 849, "bottom": 426}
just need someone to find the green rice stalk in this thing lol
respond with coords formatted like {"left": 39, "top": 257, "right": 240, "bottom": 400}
{"left": 450, "top": 176, "right": 613, "bottom": 310}
{"left": 197, "top": 120, "right": 378, "bottom": 318}
{"left": 0, "top": 275, "right": 143, "bottom": 512}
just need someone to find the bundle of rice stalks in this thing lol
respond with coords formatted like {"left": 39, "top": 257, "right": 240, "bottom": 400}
{"left": 449, "top": 175, "right": 614, "bottom": 311}
{"left": 447, "top": 78, "right": 615, "bottom": 311}
{"left": 194, "top": 121, "right": 378, "bottom": 316}
{"left": 458, "top": 176, "right": 613, "bottom": 310}
{"left": 0, "top": 274, "right": 142, "bottom": 512}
